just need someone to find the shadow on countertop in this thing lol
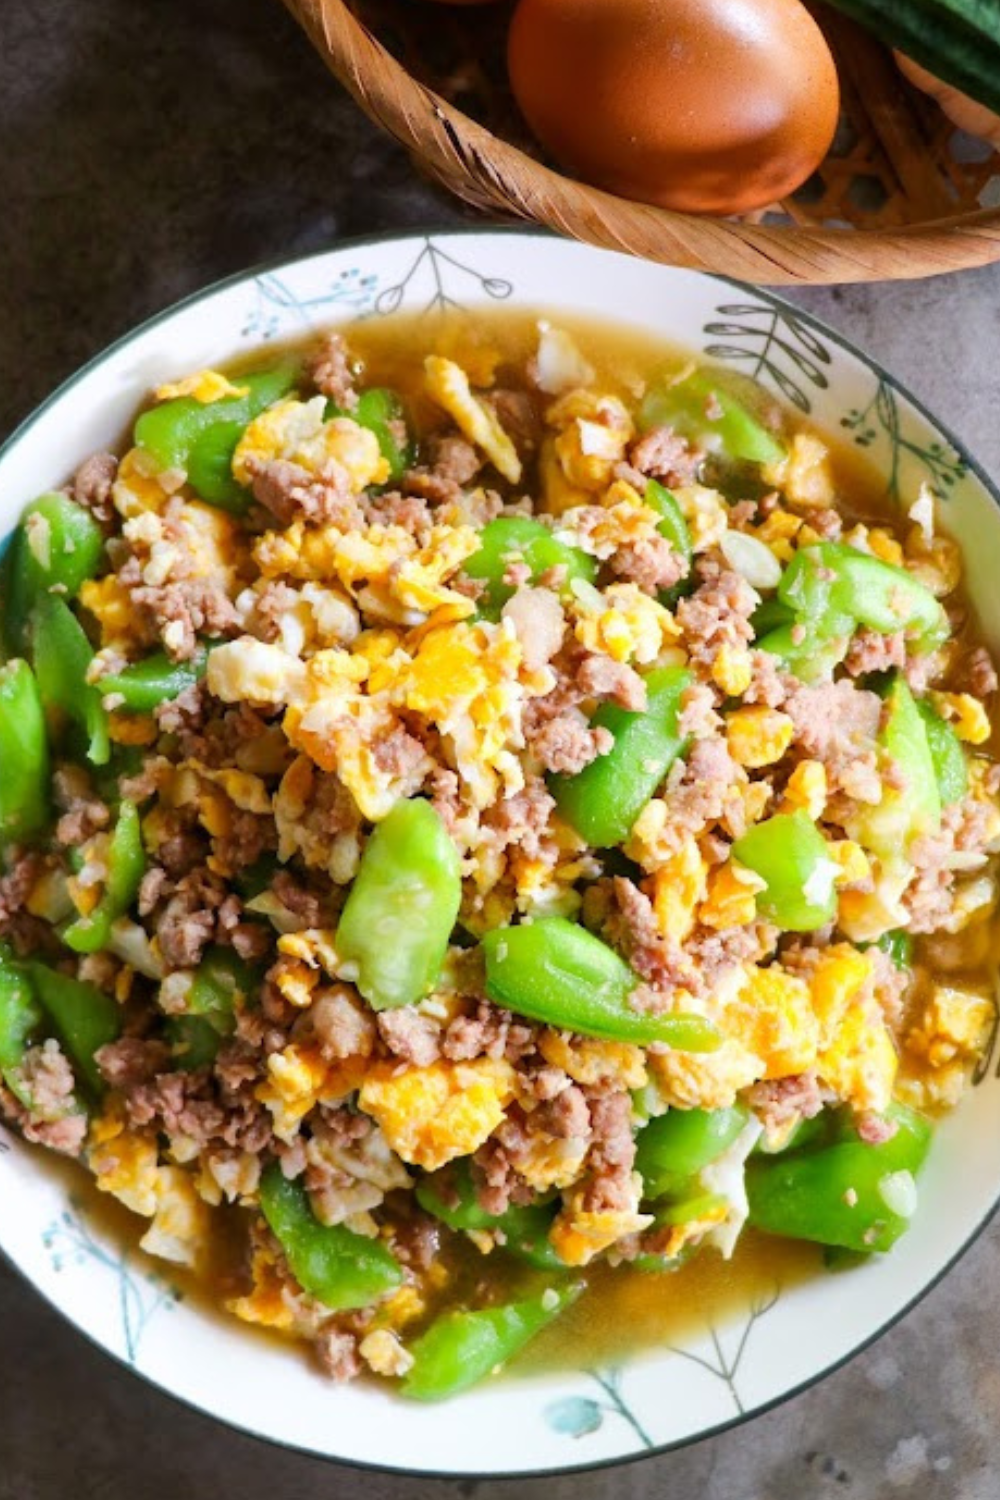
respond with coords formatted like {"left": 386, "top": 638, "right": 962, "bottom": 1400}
{"left": 0, "top": 0, "right": 467, "bottom": 441}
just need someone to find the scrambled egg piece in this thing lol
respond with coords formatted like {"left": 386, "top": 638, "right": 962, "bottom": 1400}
{"left": 749, "top": 507, "right": 802, "bottom": 564}
{"left": 624, "top": 798, "right": 680, "bottom": 872}
{"left": 573, "top": 582, "right": 680, "bottom": 665}
{"left": 548, "top": 392, "right": 633, "bottom": 493}
{"left": 512, "top": 1134, "right": 590, "bottom": 1193}
{"left": 211, "top": 640, "right": 425, "bottom": 823}
{"left": 208, "top": 638, "right": 308, "bottom": 706}
{"left": 237, "top": 578, "right": 360, "bottom": 657}
{"left": 79, "top": 576, "right": 136, "bottom": 653}
{"left": 359, "top": 1328, "right": 414, "bottom": 1378}
{"left": 550, "top": 1176, "right": 652, "bottom": 1267}
{"left": 763, "top": 433, "right": 834, "bottom": 509}
{"left": 293, "top": 700, "right": 427, "bottom": 823}
{"left": 111, "top": 446, "right": 185, "bottom": 518}
{"left": 809, "top": 946, "right": 872, "bottom": 1044}
{"left": 123, "top": 499, "right": 241, "bottom": 593}
{"left": 154, "top": 369, "right": 249, "bottom": 403}
{"left": 255, "top": 518, "right": 477, "bottom": 628}
{"left": 672, "top": 484, "right": 729, "bottom": 552}
{"left": 929, "top": 692, "right": 991, "bottom": 746}
{"left": 558, "top": 497, "right": 665, "bottom": 561}
{"left": 827, "top": 839, "right": 871, "bottom": 887}
{"left": 89, "top": 1106, "right": 208, "bottom": 1267}
{"left": 650, "top": 964, "right": 818, "bottom": 1109}
{"left": 650, "top": 839, "right": 708, "bottom": 944}
{"left": 396, "top": 619, "right": 541, "bottom": 808}
{"left": 269, "top": 953, "right": 321, "bottom": 1010}
{"left": 90, "top": 1107, "right": 160, "bottom": 1216}
{"left": 904, "top": 526, "right": 962, "bottom": 597}
{"left": 358, "top": 1058, "right": 515, "bottom": 1171}
{"left": 509, "top": 847, "right": 594, "bottom": 921}
{"left": 842, "top": 523, "right": 904, "bottom": 568}
{"left": 781, "top": 760, "right": 828, "bottom": 819}
{"left": 373, "top": 1284, "right": 428, "bottom": 1334}
{"left": 277, "top": 927, "right": 342, "bottom": 978}
{"left": 809, "top": 946, "right": 897, "bottom": 1113}
{"left": 424, "top": 356, "right": 521, "bottom": 483}
{"left": 538, "top": 1031, "right": 648, "bottom": 1091}
{"left": 228, "top": 1240, "right": 296, "bottom": 1331}
{"left": 699, "top": 861, "right": 763, "bottom": 930}
{"left": 141, "top": 1166, "right": 212, "bottom": 1266}
{"left": 256, "top": 1044, "right": 368, "bottom": 1142}
{"left": 338, "top": 524, "right": 479, "bottom": 625}
{"left": 187, "top": 762, "right": 272, "bottom": 817}
{"left": 712, "top": 643, "right": 753, "bottom": 697}
{"left": 538, "top": 435, "right": 591, "bottom": 515}
{"left": 108, "top": 712, "right": 158, "bottom": 747}
{"left": 650, "top": 1037, "right": 761, "bottom": 1112}
{"left": 728, "top": 966, "right": 819, "bottom": 1080}
{"left": 726, "top": 707, "right": 794, "bottom": 769}
{"left": 819, "top": 1004, "right": 897, "bottom": 1114}
{"left": 900, "top": 985, "right": 994, "bottom": 1108}
{"left": 232, "top": 397, "right": 389, "bottom": 491}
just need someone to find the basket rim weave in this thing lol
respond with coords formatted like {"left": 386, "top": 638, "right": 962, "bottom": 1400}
{"left": 284, "top": 0, "right": 1000, "bottom": 285}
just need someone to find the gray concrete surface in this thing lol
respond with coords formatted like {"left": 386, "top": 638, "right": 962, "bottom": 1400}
{"left": 3, "top": 2, "right": 1000, "bottom": 1495}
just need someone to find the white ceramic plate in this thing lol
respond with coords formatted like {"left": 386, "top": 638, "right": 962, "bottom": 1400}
{"left": 2, "top": 230, "right": 999, "bottom": 1477}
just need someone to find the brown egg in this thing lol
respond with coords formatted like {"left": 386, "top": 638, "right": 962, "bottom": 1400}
{"left": 507, "top": 0, "right": 840, "bottom": 214}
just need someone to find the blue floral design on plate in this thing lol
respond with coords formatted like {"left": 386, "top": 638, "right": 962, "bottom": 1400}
{"left": 703, "top": 297, "right": 967, "bottom": 503}
{"left": 43, "top": 1200, "right": 181, "bottom": 1364}
{"left": 374, "top": 237, "right": 513, "bottom": 317}
{"left": 242, "top": 266, "right": 379, "bottom": 340}
{"left": 544, "top": 1287, "right": 780, "bottom": 1445}
{"left": 240, "top": 236, "right": 515, "bottom": 342}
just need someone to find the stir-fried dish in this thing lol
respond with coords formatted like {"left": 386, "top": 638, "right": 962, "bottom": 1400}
{"left": 1, "top": 315, "right": 998, "bottom": 1398}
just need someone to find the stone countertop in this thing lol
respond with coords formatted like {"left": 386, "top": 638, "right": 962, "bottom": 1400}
{"left": 3, "top": 3, "right": 1000, "bottom": 1496}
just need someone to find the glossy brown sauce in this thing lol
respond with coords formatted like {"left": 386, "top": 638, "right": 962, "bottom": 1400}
{"left": 31, "top": 309, "right": 1000, "bottom": 1377}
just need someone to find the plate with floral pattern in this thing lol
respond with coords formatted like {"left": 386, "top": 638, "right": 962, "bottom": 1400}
{"left": 1, "top": 230, "right": 999, "bottom": 1477}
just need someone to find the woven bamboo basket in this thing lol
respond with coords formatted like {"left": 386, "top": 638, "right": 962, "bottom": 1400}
{"left": 282, "top": 0, "right": 1000, "bottom": 284}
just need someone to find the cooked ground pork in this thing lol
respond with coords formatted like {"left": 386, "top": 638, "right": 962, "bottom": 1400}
{"left": 486, "top": 388, "right": 542, "bottom": 457}
{"left": 377, "top": 1009, "right": 442, "bottom": 1067}
{"left": 533, "top": 1083, "right": 591, "bottom": 1140}
{"left": 628, "top": 426, "right": 702, "bottom": 487}
{"left": 581, "top": 1091, "right": 636, "bottom": 1213}
{"left": 784, "top": 679, "right": 882, "bottom": 800}
{"left": 612, "top": 531, "right": 688, "bottom": 594}
{"left": 72, "top": 451, "right": 118, "bottom": 524}
{"left": 844, "top": 628, "right": 908, "bottom": 678}
{"left": 677, "top": 563, "right": 757, "bottom": 666}
{"left": 747, "top": 1072, "right": 825, "bottom": 1138}
{"left": 52, "top": 766, "right": 109, "bottom": 847}
{"left": 663, "top": 738, "right": 742, "bottom": 847}
{"left": 963, "top": 645, "right": 999, "bottom": 697}
{"left": 4, "top": 316, "right": 998, "bottom": 1392}
{"left": 131, "top": 579, "right": 241, "bottom": 663}
{"left": 527, "top": 713, "right": 614, "bottom": 775}
{"left": 306, "top": 331, "right": 358, "bottom": 410}
{"left": 248, "top": 457, "right": 362, "bottom": 529}
{"left": 576, "top": 653, "right": 647, "bottom": 711}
